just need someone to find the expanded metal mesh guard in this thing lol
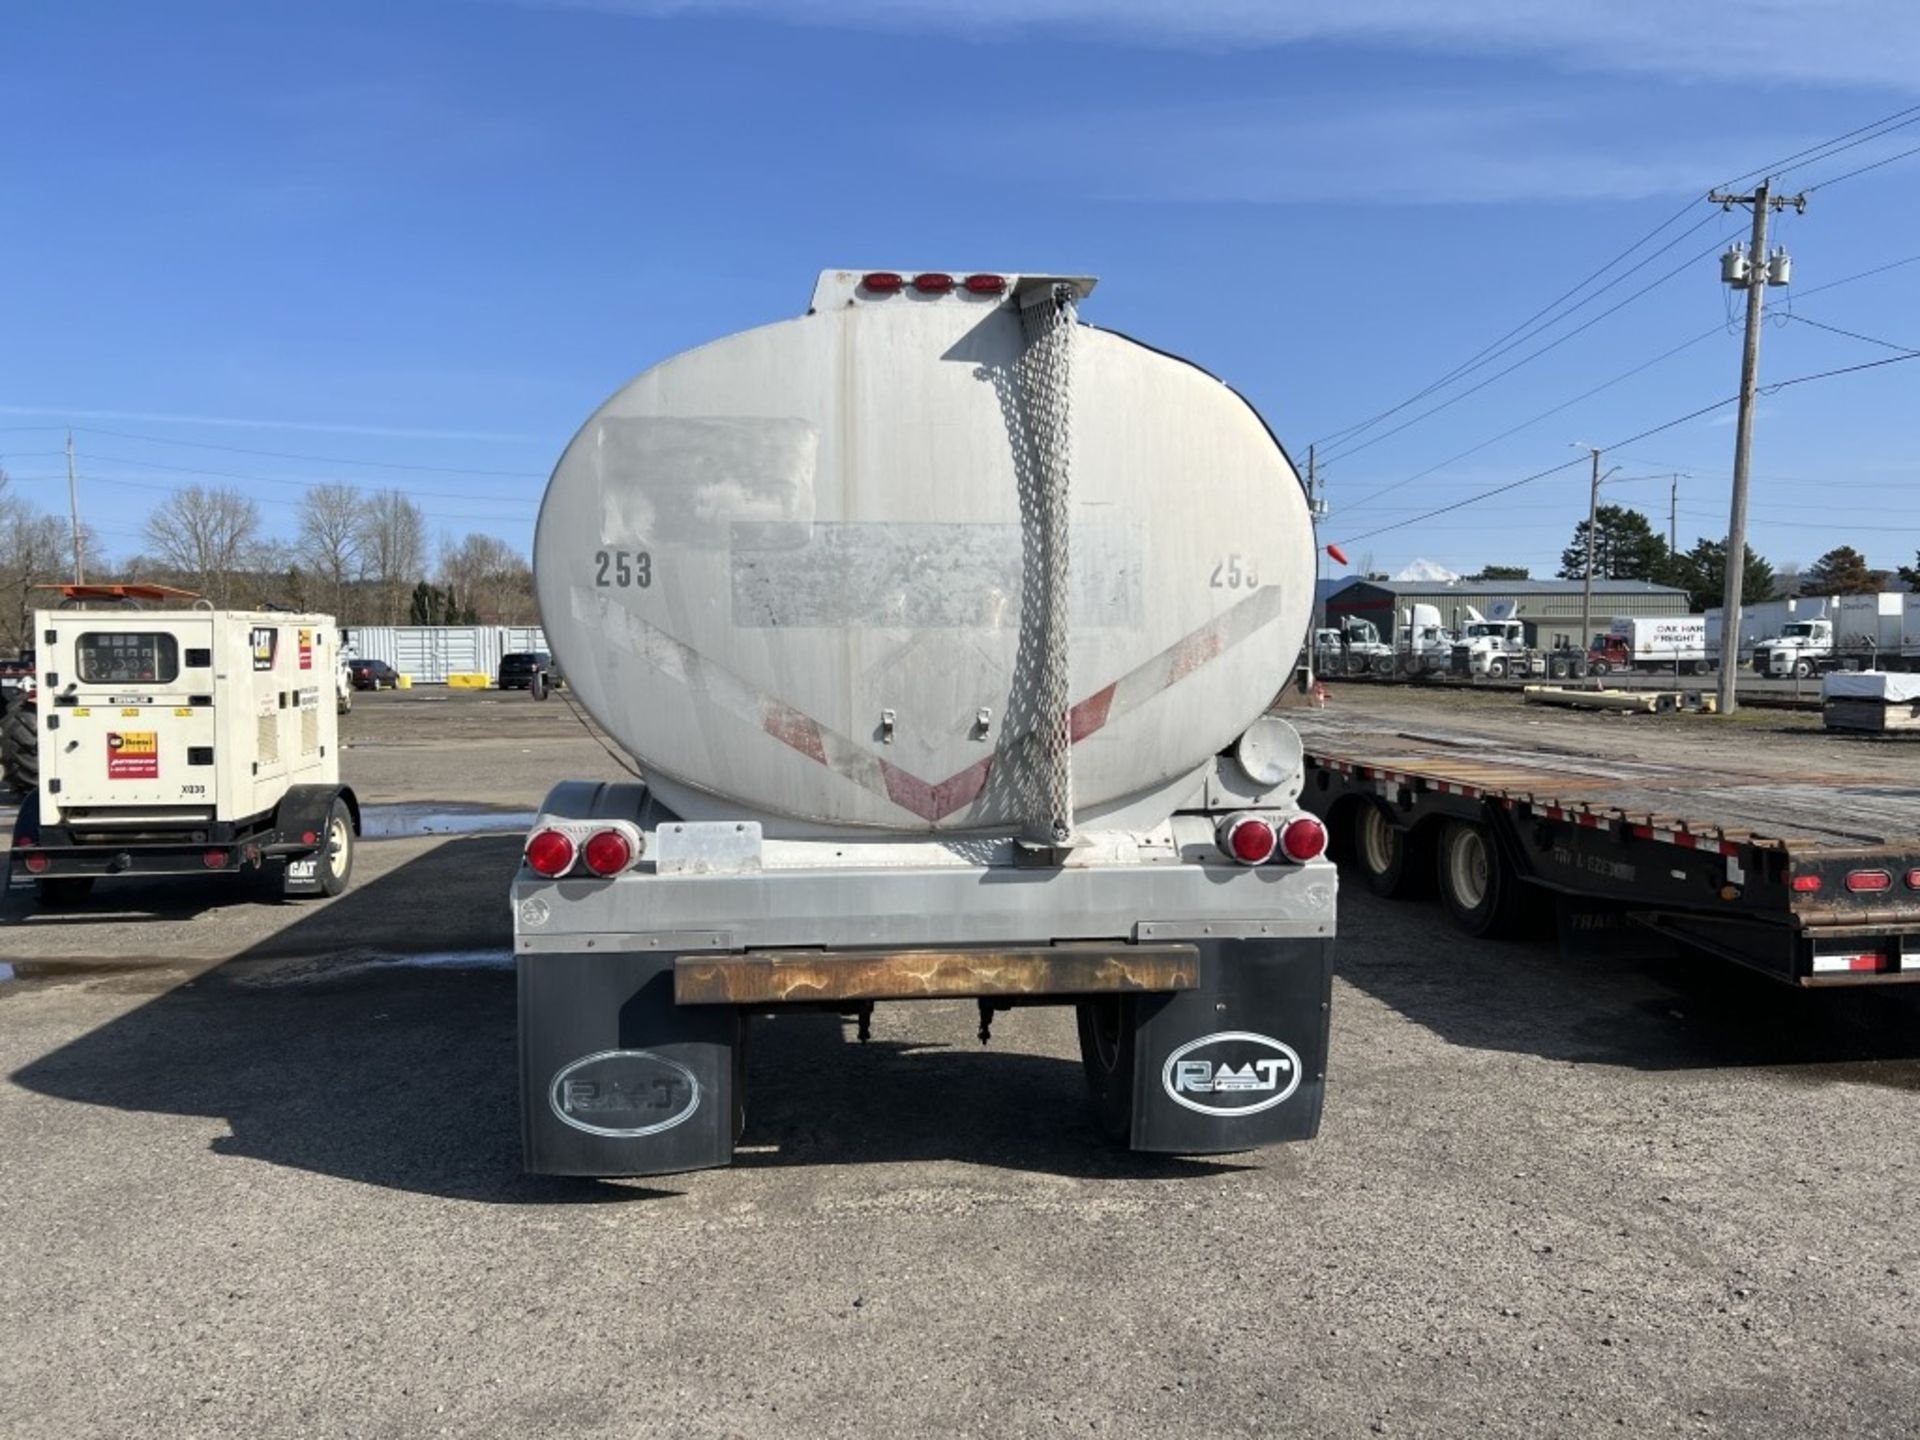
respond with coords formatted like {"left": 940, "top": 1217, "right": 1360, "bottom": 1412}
{"left": 1017, "top": 282, "right": 1078, "bottom": 844}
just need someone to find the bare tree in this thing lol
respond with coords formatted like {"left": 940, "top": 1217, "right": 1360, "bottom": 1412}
{"left": 0, "top": 489, "right": 79, "bottom": 654}
{"left": 140, "top": 485, "right": 261, "bottom": 607}
{"left": 439, "top": 530, "right": 534, "bottom": 624}
{"left": 298, "top": 484, "right": 365, "bottom": 621}
{"left": 358, "top": 489, "right": 426, "bottom": 624}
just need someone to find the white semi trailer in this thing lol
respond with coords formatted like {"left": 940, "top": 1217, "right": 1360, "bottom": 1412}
{"left": 512, "top": 269, "right": 1334, "bottom": 1177}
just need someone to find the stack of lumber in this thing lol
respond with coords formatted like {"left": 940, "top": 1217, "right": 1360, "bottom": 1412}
{"left": 1822, "top": 671, "right": 1920, "bottom": 733}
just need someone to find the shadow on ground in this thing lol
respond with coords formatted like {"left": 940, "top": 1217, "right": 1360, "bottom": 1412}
{"left": 1333, "top": 881, "right": 1920, "bottom": 1086}
{"left": 8, "top": 837, "right": 1232, "bottom": 1200}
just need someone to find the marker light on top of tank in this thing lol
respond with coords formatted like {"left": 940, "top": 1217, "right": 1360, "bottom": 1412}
{"left": 964, "top": 274, "right": 1008, "bottom": 294}
{"left": 861, "top": 272, "right": 904, "bottom": 293}
{"left": 911, "top": 272, "right": 955, "bottom": 293}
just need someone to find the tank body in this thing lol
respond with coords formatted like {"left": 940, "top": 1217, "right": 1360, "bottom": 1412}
{"left": 534, "top": 272, "right": 1315, "bottom": 833}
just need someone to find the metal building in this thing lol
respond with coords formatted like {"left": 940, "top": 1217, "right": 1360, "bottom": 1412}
{"left": 340, "top": 625, "right": 548, "bottom": 683}
{"left": 1323, "top": 578, "right": 1689, "bottom": 650}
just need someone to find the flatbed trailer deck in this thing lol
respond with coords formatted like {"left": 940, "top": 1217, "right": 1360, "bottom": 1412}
{"left": 1296, "top": 719, "right": 1920, "bottom": 986}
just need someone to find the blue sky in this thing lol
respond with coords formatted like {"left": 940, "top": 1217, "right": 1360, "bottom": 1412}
{"left": 3, "top": 0, "right": 1918, "bottom": 582}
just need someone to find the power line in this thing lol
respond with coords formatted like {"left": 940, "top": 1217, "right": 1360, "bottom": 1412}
{"left": 76, "top": 448, "right": 538, "bottom": 507}
{"left": 1330, "top": 350, "right": 1920, "bottom": 547}
{"left": 68, "top": 425, "right": 546, "bottom": 479}
{"left": 1320, "top": 224, "right": 1736, "bottom": 467}
{"left": 1309, "top": 102, "right": 1920, "bottom": 455}
{"left": 1783, "top": 314, "right": 1920, "bottom": 354}
{"left": 1799, "top": 139, "right": 1920, "bottom": 193}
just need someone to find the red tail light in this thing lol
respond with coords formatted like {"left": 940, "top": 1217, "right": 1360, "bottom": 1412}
{"left": 203, "top": 850, "right": 229, "bottom": 870}
{"left": 525, "top": 828, "right": 576, "bottom": 878}
{"left": 1846, "top": 869, "right": 1892, "bottom": 893}
{"left": 862, "top": 271, "right": 903, "bottom": 293}
{"left": 912, "top": 272, "right": 955, "bottom": 294}
{"left": 582, "top": 829, "right": 634, "bottom": 877}
{"left": 1908, "top": 869, "right": 1920, "bottom": 890}
{"left": 1791, "top": 874, "right": 1822, "bottom": 893}
{"left": 22, "top": 851, "right": 50, "bottom": 875}
{"left": 1220, "top": 816, "right": 1277, "bottom": 865}
{"left": 1281, "top": 815, "right": 1329, "bottom": 863}
{"left": 964, "top": 273, "right": 1007, "bottom": 294}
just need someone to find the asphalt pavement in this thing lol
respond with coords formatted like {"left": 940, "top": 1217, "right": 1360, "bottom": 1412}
{"left": 2, "top": 688, "right": 1917, "bottom": 1438}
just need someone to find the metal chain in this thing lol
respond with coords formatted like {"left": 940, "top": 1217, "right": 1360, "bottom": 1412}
{"left": 1018, "top": 283, "right": 1077, "bottom": 844}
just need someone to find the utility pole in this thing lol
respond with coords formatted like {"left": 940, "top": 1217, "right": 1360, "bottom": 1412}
{"left": 65, "top": 429, "right": 85, "bottom": 585}
{"left": 1669, "top": 473, "right": 1679, "bottom": 559}
{"left": 1708, "top": 177, "right": 1803, "bottom": 714}
{"left": 1581, "top": 446, "right": 1601, "bottom": 660}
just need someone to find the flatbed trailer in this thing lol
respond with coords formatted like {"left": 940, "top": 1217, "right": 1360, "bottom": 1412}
{"left": 1298, "top": 726, "right": 1920, "bottom": 986}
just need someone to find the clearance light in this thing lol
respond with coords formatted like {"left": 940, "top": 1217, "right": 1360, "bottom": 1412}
{"left": 1280, "top": 815, "right": 1330, "bottom": 863}
{"left": 1790, "top": 874, "right": 1822, "bottom": 893}
{"left": 861, "top": 272, "right": 904, "bottom": 294}
{"left": 912, "top": 272, "right": 955, "bottom": 294}
{"left": 1220, "top": 815, "right": 1277, "bottom": 865}
{"left": 582, "top": 828, "right": 635, "bottom": 877}
{"left": 964, "top": 273, "right": 1008, "bottom": 294}
{"left": 1908, "top": 869, "right": 1920, "bottom": 890}
{"left": 1846, "top": 869, "right": 1892, "bottom": 893}
{"left": 525, "top": 828, "right": 576, "bottom": 878}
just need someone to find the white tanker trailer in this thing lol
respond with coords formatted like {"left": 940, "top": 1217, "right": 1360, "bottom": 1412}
{"left": 513, "top": 269, "right": 1335, "bottom": 1176}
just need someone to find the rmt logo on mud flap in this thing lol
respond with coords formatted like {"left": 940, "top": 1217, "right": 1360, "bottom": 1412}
{"left": 548, "top": 1050, "right": 701, "bottom": 1139}
{"left": 1161, "top": 1031, "right": 1303, "bottom": 1117}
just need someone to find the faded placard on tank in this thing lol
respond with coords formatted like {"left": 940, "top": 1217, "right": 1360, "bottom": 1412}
{"left": 730, "top": 522, "right": 1142, "bottom": 629}
{"left": 596, "top": 417, "right": 816, "bottom": 549}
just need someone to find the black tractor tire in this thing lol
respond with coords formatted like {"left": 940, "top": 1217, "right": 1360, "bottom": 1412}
{"left": 1074, "top": 996, "right": 1138, "bottom": 1144}
{"left": 1485, "top": 657, "right": 1510, "bottom": 680}
{"left": 2, "top": 689, "right": 37, "bottom": 803}
{"left": 1547, "top": 655, "right": 1570, "bottom": 680}
{"left": 1793, "top": 658, "right": 1814, "bottom": 680}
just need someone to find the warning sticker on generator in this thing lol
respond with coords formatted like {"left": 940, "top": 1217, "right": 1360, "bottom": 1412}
{"left": 108, "top": 731, "right": 159, "bottom": 780}
{"left": 298, "top": 628, "right": 313, "bottom": 670}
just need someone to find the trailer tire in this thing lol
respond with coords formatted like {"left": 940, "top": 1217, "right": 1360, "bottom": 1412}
{"left": 1349, "top": 803, "right": 1423, "bottom": 899}
{"left": 1435, "top": 820, "right": 1525, "bottom": 938}
{"left": 317, "top": 797, "right": 355, "bottom": 897}
{"left": 2, "top": 689, "right": 37, "bottom": 803}
{"left": 1074, "top": 996, "right": 1136, "bottom": 1144}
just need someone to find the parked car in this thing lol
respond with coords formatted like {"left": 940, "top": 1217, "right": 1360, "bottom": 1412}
{"left": 497, "top": 651, "right": 562, "bottom": 690}
{"left": 346, "top": 658, "right": 400, "bottom": 691}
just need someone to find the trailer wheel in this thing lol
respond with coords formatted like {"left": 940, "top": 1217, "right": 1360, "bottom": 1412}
{"left": 1074, "top": 997, "right": 1136, "bottom": 1143}
{"left": 318, "top": 797, "right": 355, "bottom": 897}
{"left": 1350, "top": 803, "right": 1422, "bottom": 899}
{"left": 1435, "top": 820, "right": 1524, "bottom": 938}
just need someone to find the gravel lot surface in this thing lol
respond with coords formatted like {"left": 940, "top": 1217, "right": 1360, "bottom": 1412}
{"left": 3, "top": 687, "right": 1917, "bottom": 1438}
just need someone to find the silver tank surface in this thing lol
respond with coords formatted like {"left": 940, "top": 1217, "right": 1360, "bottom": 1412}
{"left": 534, "top": 270, "right": 1314, "bottom": 833}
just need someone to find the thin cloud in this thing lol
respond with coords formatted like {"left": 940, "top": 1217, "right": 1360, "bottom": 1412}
{"left": 511, "top": 0, "right": 1920, "bottom": 90}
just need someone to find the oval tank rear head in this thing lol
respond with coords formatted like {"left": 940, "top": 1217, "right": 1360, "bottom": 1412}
{"left": 534, "top": 269, "right": 1315, "bottom": 834}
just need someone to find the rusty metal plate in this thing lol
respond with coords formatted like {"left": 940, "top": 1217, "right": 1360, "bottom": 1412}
{"left": 674, "top": 943, "right": 1199, "bottom": 1005}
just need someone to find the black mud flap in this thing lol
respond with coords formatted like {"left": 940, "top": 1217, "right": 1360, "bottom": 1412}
{"left": 519, "top": 951, "right": 744, "bottom": 1177}
{"left": 1127, "top": 938, "right": 1333, "bottom": 1154}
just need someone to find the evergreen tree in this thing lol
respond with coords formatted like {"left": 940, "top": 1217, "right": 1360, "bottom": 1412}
{"left": 407, "top": 580, "right": 441, "bottom": 625}
{"left": 1467, "top": 564, "right": 1530, "bottom": 581}
{"left": 1802, "top": 545, "right": 1879, "bottom": 595}
{"left": 1668, "top": 538, "right": 1776, "bottom": 612}
{"left": 1557, "top": 505, "right": 1669, "bottom": 581}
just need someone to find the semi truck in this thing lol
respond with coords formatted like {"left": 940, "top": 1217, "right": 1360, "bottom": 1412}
{"left": 4, "top": 585, "right": 359, "bottom": 906}
{"left": 1760, "top": 594, "right": 1910, "bottom": 679}
{"left": 1450, "top": 608, "right": 1591, "bottom": 681}
{"left": 1587, "top": 616, "right": 1711, "bottom": 675}
{"left": 510, "top": 268, "right": 1335, "bottom": 1177}
{"left": 1302, "top": 714, "right": 1920, "bottom": 986}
